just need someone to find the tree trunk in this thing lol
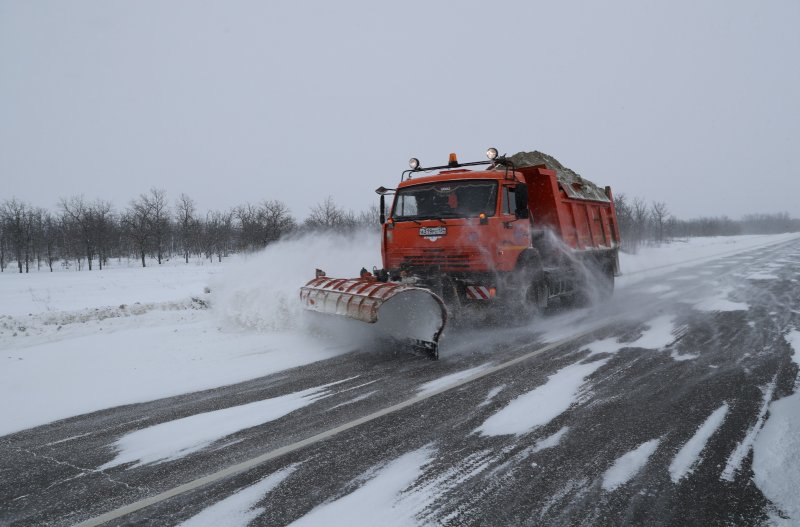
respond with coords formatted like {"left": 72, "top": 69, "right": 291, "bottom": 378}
{"left": 141, "top": 250, "right": 146, "bottom": 268}
{"left": 185, "top": 250, "right": 188, "bottom": 264}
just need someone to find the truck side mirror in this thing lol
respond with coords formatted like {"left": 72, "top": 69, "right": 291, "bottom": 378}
{"left": 379, "top": 195, "right": 386, "bottom": 224}
{"left": 515, "top": 184, "right": 529, "bottom": 219}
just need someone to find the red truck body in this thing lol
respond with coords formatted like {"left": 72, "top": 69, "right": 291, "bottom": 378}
{"left": 380, "top": 156, "right": 620, "bottom": 307}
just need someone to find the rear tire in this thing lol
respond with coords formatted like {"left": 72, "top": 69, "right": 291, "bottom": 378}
{"left": 526, "top": 277, "right": 549, "bottom": 312}
{"left": 504, "top": 254, "right": 548, "bottom": 322}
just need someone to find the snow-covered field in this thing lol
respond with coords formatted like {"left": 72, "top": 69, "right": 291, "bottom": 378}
{"left": 2, "top": 231, "right": 800, "bottom": 525}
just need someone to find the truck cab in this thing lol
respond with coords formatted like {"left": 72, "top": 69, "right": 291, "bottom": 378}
{"left": 383, "top": 169, "right": 529, "bottom": 277}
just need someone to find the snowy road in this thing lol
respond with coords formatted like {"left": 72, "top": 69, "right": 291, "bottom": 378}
{"left": 2, "top": 236, "right": 800, "bottom": 526}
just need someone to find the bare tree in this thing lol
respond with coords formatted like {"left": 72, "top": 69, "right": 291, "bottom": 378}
{"left": 123, "top": 195, "right": 154, "bottom": 267}
{"left": 144, "top": 189, "right": 169, "bottom": 264}
{"left": 355, "top": 203, "right": 380, "bottom": 231}
{"left": 305, "top": 196, "right": 357, "bottom": 233}
{"left": 650, "top": 201, "right": 669, "bottom": 243}
{"left": 202, "top": 210, "right": 234, "bottom": 262}
{"left": 235, "top": 203, "right": 261, "bottom": 252}
{"left": 60, "top": 196, "right": 99, "bottom": 270}
{"left": 630, "top": 197, "right": 650, "bottom": 251}
{"left": 261, "top": 200, "right": 295, "bottom": 244}
{"left": 92, "top": 201, "right": 114, "bottom": 269}
{"left": 42, "top": 211, "right": 59, "bottom": 271}
{"left": 175, "top": 194, "right": 196, "bottom": 263}
{"left": 613, "top": 194, "right": 633, "bottom": 251}
{"left": 2, "top": 199, "right": 28, "bottom": 273}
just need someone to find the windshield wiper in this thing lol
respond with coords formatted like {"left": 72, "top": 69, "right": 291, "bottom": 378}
{"left": 395, "top": 217, "right": 423, "bottom": 224}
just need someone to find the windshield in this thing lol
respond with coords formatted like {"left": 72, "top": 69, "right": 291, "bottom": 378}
{"left": 392, "top": 180, "right": 498, "bottom": 221}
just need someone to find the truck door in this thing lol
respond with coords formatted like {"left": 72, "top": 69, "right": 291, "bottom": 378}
{"left": 499, "top": 185, "right": 529, "bottom": 262}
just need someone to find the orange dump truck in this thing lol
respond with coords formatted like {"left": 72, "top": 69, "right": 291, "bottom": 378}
{"left": 301, "top": 148, "right": 621, "bottom": 358}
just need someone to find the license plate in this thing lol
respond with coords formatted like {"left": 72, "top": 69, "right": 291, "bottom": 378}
{"left": 419, "top": 226, "right": 446, "bottom": 237}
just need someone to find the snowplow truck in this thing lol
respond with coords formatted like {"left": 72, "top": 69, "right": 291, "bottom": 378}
{"left": 300, "top": 148, "right": 621, "bottom": 358}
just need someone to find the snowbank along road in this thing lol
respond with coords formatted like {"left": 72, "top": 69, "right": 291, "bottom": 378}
{"left": 2, "top": 234, "right": 800, "bottom": 526}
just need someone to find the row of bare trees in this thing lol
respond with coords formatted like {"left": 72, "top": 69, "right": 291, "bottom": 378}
{"left": 0, "top": 191, "right": 376, "bottom": 273}
{"left": 2, "top": 190, "right": 797, "bottom": 271}
{"left": 613, "top": 194, "right": 800, "bottom": 252}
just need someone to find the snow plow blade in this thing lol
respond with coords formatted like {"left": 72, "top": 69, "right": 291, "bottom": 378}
{"left": 300, "top": 277, "right": 447, "bottom": 359}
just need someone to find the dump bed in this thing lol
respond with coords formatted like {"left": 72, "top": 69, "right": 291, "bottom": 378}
{"left": 500, "top": 152, "right": 620, "bottom": 252}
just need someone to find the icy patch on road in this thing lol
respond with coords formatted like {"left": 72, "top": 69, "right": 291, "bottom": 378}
{"left": 631, "top": 315, "right": 675, "bottom": 350}
{"left": 476, "top": 359, "right": 607, "bottom": 436}
{"left": 417, "top": 364, "right": 491, "bottom": 396}
{"left": 602, "top": 438, "right": 661, "bottom": 491}
{"left": 101, "top": 379, "right": 351, "bottom": 469}
{"left": 669, "top": 403, "right": 729, "bottom": 483}
{"left": 584, "top": 337, "right": 622, "bottom": 357}
{"left": 178, "top": 465, "right": 297, "bottom": 527}
{"left": 287, "top": 447, "right": 432, "bottom": 527}
{"left": 479, "top": 385, "right": 506, "bottom": 407}
{"left": 693, "top": 287, "right": 748, "bottom": 312}
{"left": 330, "top": 390, "right": 378, "bottom": 410}
{"left": 752, "top": 332, "right": 800, "bottom": 524}
{"left": 528, "top": 426, "right": 569, "bottom": 454}
{"left": 670, "top": 350, "right": 699, "bottom": 361}
{"left": 722, "top": 377, "right": 777, "bottom": 481}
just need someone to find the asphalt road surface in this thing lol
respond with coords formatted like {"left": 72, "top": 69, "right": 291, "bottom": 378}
{"left": 2, "top": 238, "right": 799, "bottom": 526}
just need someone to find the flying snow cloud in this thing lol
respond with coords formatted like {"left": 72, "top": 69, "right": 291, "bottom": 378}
{"left": 211, "top": 229, "right": 381, "bottom": 332}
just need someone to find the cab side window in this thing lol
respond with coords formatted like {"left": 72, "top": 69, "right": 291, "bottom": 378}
{"left": 502, "top": 186, "right": 514, "bottom": 215}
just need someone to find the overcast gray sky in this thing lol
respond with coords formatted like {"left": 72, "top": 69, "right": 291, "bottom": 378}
{"left": 1, "top": 0, "right": 798, "bottom": 220}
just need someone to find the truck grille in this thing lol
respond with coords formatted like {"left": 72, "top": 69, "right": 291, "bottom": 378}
{"left": 401, "top": 250, "right": 473, "bottom": 270}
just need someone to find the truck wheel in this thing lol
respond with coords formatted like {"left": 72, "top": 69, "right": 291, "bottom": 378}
{"left": 505, "top": 250, "right": 547, "bottom": 322}
{"left": 526, "top": 278, "right": 549, "bottom": 312}
{"left": 506, "top": 271, "right": 548, "bottom": 322}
